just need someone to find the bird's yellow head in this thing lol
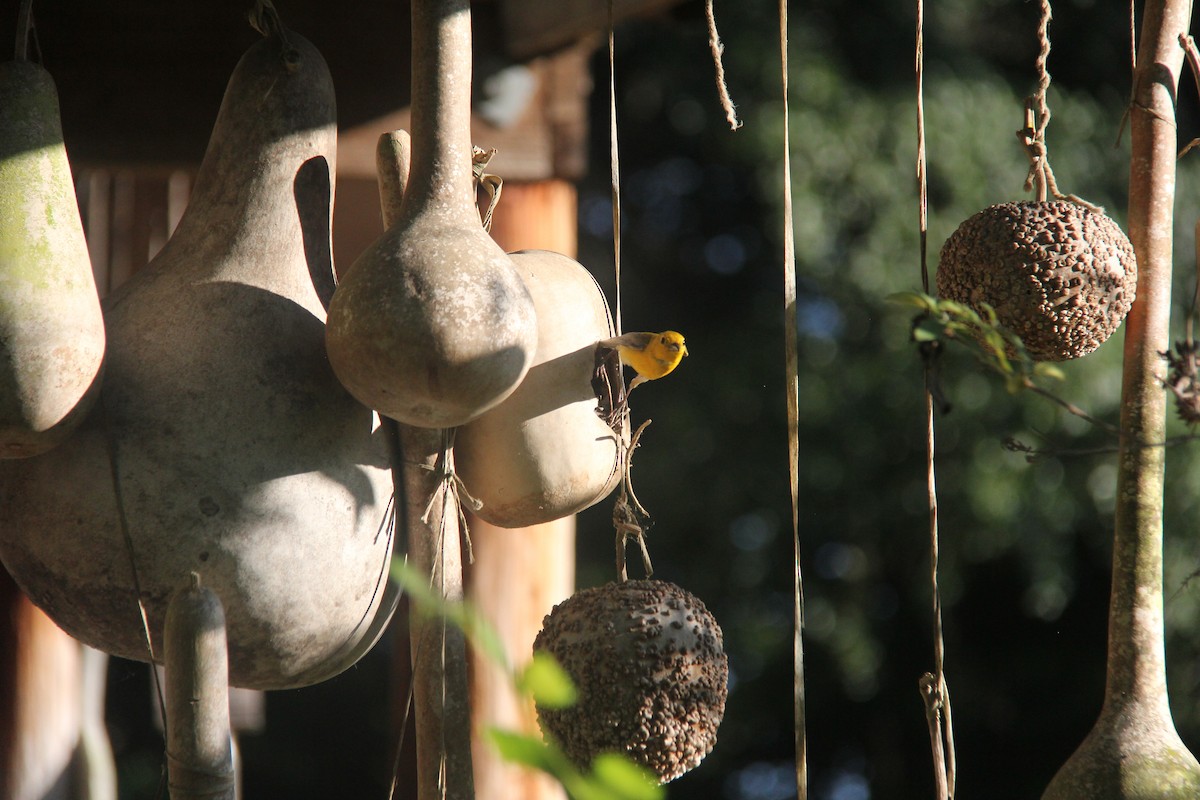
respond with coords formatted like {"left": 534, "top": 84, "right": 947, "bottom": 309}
{"left": 656, "top": 331, "right": 688, "bottom": 360}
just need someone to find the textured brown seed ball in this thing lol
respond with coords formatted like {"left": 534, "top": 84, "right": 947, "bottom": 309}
{"left": 936, "top": 200, "right": 1137, "bottom": 361}
{"left": 533, "top": 579, "right": 728, "bottom": 783}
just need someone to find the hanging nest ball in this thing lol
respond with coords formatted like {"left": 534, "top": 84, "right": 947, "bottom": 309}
{"left": 936, "top": 200, "right": 1137, "bottom": 361}
{"left": 532, "top": 579, "right": 728, "bottom": 783}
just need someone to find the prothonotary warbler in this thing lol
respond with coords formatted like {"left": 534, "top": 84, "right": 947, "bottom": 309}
{"left": 599, "top": 331, "right": 688, "bottom": 390}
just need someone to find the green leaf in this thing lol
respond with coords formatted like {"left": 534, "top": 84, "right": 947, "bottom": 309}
{"left": 389, "top": 557, "right": 509, "bottom": 668}
{"left": 1033, "top": 362, "right": 1065, "bottom": 381}
{"left": 911, "top": 320, "right": 941, "bottom": 342}
{"left": 487, "top": 729, "right": 557, "bottom": 773}
{"left": 887, "top": 290, "right": 937, "bottom": 310}
{"left": 590, "top": 754, "right": 664, "bottom": 800}
{"left": 519, "top": 651, "right": 578, "bottom": 709}
{"left": 938, "top": 298, "right": 970, "bottom": 318}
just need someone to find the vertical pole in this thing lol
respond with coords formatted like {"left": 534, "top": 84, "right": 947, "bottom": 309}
{"left": 378, "top": 130, "right": 475, "bottom": 800}
{"left": 0, "top": 570, "right": 83, "bottom": 800}
{"left": 466, "top": 177, "right": 579, "bottom": 800}
{"left": 401, "top": 428, "right": 476, "bottom": 800}
{"left": 1042, "top": 1, "right": 1200, "bottom": 797}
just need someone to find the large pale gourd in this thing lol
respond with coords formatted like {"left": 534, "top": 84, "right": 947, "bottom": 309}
{"left": 455, "top": 250, "right": 622, "bottom": 527}
{"left": 0, "top": 29, "right": 396, "bottom": 689}
{"left": 325, "top": 0, "right": 538, "bottom": 429}
{"left": 0, "top": 59, "right": 105, "bottom": 458}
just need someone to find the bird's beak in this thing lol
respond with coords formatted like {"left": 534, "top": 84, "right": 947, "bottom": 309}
{"left": 682, "top": 345, "right": 689, "bottom": 357}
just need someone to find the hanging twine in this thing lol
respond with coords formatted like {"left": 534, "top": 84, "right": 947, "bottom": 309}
{"left": 420, "top": 429, "right": 481, "bottom": 566}
{"left": 915, "top": 0, "right": 956, "bottom": 797}
{"left": 14, "top": 0, "right": 35, "bottom": 61}
{"left": 778, "top": 0, "right": 807, "bottom": 796}
{"left": 705, "top": 0, "right": 742, "bottom": 130}
{"left": 613, "top": 419, "right": 655, "bottom": 582}
{"left": 1016, "top": 0, "right": 1101, "bottom": 211}
{"left": 471, "top": 146, "right": 503, "bottom": 233}
{"left": 607, "top": 0, "right": 624, "bottom": 337}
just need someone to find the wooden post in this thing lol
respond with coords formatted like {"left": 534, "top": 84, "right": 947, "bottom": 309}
{"left": 466, "top": 179, "right": 579, "bottom": 800}
{"left": 0, "top": 570, "right": 83, "bottom": 800}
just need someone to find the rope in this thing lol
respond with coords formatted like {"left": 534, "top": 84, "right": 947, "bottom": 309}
{"left": 705, "top": 0, "right": 742, "bottom": 130}
{"left": 1017, "top": 0, "right": 1101, "bottom": 211}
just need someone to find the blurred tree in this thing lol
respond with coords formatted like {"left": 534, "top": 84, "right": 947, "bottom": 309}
{"left": 570, "top": 1, "right": 1200, "bottom": 798}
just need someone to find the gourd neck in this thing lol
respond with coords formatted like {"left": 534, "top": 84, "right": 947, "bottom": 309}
{"left": 1101, "top": 0, "right": 1190, "bottom": 716}
{"left": 405, "top": 0, "right": 475, "bottom": 219}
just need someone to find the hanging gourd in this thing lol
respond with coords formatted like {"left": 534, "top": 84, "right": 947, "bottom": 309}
{"left": 0, "top": 17, "right": 396, "bottom": 690}
{"left": 324, "top": 0, "right": 538, "bottom": 430}
{"left": 454, "top": 249, "right": 623, "bottom": 528}
{"left": 0, "top": 6, "right": 105, "bottom": 458}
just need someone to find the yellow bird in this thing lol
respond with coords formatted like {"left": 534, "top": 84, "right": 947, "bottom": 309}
{"left": 600, "top": 330, "right": 689, "bottom": 390}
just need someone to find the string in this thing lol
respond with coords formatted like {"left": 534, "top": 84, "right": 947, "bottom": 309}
{"left": 1017, "top": 1, "right": 1100, "bottom": 210}
{"left": 99, "top": 388, "right": 171, "bottom": 799}
{"left": 915, "top": 0, "right": 956, "bottom": 797}
{"left": 608, "top": 0, "right": 623, "bottom": 336}
{"left": 704, "top": 0, "right": 742, "bottom": 130}
{"left": 14, "top": 0, "right": 33, "bottom": 61}
{"left": 778, "top": 1, "right": 806, "bottom": 797}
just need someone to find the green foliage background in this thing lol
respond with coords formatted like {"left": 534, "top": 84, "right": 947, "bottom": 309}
{"left": 568, "top": 1, "right": 1200, "bottom": 798}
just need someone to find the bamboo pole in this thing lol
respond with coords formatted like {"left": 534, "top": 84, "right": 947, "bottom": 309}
{"left": 1042, "top": 1, "right": 1200, "bottom": 796}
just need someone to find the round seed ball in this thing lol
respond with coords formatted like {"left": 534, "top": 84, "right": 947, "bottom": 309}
{"left": 936, "top": 200, "right": 1136, "bottom": 361}
{"left": 533, "top": 579, "right": 728, "bottom": 783}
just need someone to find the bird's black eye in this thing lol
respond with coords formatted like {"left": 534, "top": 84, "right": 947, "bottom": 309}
{"left": 660, "top": 336, "right": 668, "bottom": 344}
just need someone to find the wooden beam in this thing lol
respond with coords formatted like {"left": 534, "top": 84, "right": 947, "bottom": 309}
{"left": 499, "top": 0, "right": 683, "bottom": 60}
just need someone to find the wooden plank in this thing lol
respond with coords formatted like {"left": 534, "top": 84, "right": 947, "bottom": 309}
{"left": 0, "top": 571, "right": 83, "bottom": 800}
{"left": 499, "top": 0, "right": 683, "bottom": 59}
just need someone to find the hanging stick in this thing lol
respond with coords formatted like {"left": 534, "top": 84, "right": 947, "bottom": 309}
{"left": 376, "top": 129, "right": 474, "bottom": 800}
{"left": 778, "top": 1, "right": 807, "bottom": 798}
{"left": 607, "top": 0, "right": 624, "bottom": 336}
{"left": 163, "top": 573, "right": 235, "bottom": 800}
{"left": 915, "top": 0, "right": 956, "bottom": 797}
